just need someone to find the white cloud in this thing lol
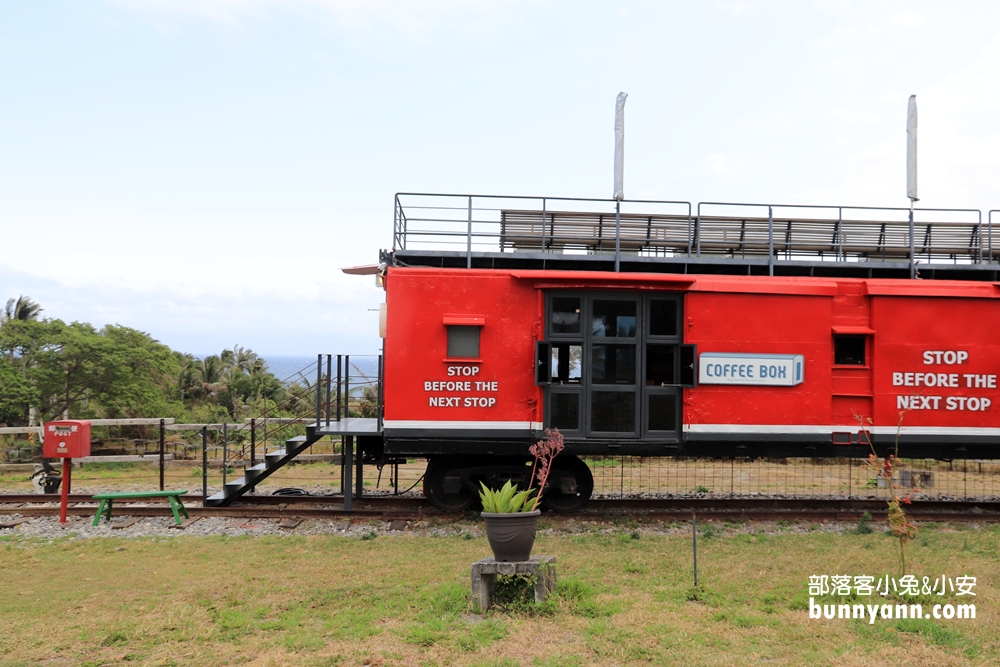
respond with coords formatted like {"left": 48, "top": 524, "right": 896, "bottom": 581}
{"left": 0, "top": 263, "right": 383, "bottom": 356}
{"left": 109, "top": 0, "right": 531, "bottom": 42}
{"left": 891, "top": 12, "right": 928, "bottom": 28}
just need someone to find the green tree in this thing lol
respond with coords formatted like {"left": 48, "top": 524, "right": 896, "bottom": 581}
{"left": 0, "top": 318, "right": 183, "bottom": 422}
{"left": 0, "top": 359, "right": 37, "bottom": 425}
{"left": 0, "top": 298, "right": 291, "bottom": 425}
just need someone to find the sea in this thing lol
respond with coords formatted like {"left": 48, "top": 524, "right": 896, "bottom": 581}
{"left": 262, "top": 355, "right": 380, "bottom": 385}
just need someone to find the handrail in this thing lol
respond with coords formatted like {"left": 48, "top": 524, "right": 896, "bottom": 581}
{"left": 991, "top": 211, "right": 998, "bottom": 262}
{"left": 392, "top": 193, "right": 993, "bottom": 269}
{"left": 209, "top": 354, "right": 382, "bottom": 497}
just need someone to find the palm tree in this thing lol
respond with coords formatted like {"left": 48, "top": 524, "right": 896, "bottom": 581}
{"left": 224, "top": 345, "right": 260, "bottom": 374}
{"left": 2, "top": 296, "right": 42, "bottom": 323}
{"left": 177, "top": 353, "right": 202, "bottom": 400}
{"left": 199, "top": 355, "right": 223, "bottom": 397}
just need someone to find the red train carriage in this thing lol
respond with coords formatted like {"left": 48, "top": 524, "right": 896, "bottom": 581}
{"left": 359, "top": 194, "right": 1000, "bottom": 511}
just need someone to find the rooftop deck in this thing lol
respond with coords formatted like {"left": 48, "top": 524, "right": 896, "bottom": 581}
{"left": 391, "top": 194, "right": 1000, "bottom": 280}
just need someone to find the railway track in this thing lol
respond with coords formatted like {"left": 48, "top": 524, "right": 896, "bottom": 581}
{"left": 2, "top": 494, "right": 999, "bottom": 523}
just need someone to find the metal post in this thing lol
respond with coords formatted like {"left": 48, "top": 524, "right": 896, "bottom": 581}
{"left": 768, "top": 206, "right": 774, "bottom": 276}
{"left": 692, "top": 510, "right": 698, "bottom": 587}
{"left": 614, "top": 200, "right": 621, "bottom": 272}
{"left": 159, "top": 418, "right": 165, "bottom": 491}
{"left": 344, "top": 435, "right": 353, "bottom": 511}
{"left": 250, "top": 418, "right": 256, "bottom": 467}
{"left": 377, "top": 354, "right": 384, "bottom": 431}
{"left": 467, "top": 196, "right": 473, "bottom": 269}
{"left": 989, "top": 211, "right": 994, "bottom": 265}
{"left": 315, "top": 354, "right": 322, "bottom": 428}
{"left": 201, "top": 426, "right": 208, "bottom": 505}
{"left": 837, "top": 208, "right": 844, "bottom": 260}
{"left": 59, "top": 458, "right": 70, "bottom": 524}
{"left": 345, "top": 355, "right": 350, "bottom": 418}
{"left": 978, "top": 212, "right": 983, "bottom": 264}
{"left": 222, "top": 422, "right": 228, "bottom": 486}
{"left": 356, "top": 445, "right": 363, "bottom": 499}
{"left": 541, "top": 199, "right": 547, "bottom": 253}
{"left": 336, "top": 355, "right": 343, "bottom": 421}
{"left": 696, "top": 205, "right": 702, "bottom": 257}
{"left": 619, "top": 455, "right": 624, "bottom": 498}
{"left": 909, "top": 202, "right": 916, "bottom": 279}
{"left": 325, "top": 354, "right": 332, "bottom": 427}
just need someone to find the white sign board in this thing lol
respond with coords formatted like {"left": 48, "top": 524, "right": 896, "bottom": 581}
{"left": 699, "top": 353, "right": 804, "bottom": 386}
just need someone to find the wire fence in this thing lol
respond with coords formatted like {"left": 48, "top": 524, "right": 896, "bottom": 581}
{"left": 4, "top": 452, "right": 998, "bottom": 501}
{"left": 585, "top": 456, "right": 1000, "bottom": 501}
{"left": 2, "top": 354, "right": 996, "bottom": 501}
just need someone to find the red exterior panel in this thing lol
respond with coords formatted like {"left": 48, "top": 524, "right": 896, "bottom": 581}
{"left": 382, "top": 267, "right": 1000, "bottom": 452}
{"left": 873, "top": 296, "right": 1000, "bottom": 430}
{"left": 682, "top": 292, "right": 832, "bottom": 427}
{"left": 384, "top": 269, "right": 542, "bottom": 432}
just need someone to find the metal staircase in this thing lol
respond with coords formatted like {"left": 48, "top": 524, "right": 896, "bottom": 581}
{"left": 202, "top": 354, "right": 383, "bottom": 508}
{"left": 203, "top": 426, "right": 325, "bottom": 506}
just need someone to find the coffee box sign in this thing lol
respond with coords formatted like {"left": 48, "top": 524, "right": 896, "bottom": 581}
{"left": 699, "top": 353, "right": 804, "bottom": 387}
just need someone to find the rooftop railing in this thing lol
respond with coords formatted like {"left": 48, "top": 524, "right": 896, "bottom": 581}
{"left": 394, "top": 193, "right": 996, "bottom": 276}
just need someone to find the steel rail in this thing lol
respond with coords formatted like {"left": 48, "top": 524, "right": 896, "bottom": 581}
{"left": 2, "top": 495, "right": 998, "bottom": 523}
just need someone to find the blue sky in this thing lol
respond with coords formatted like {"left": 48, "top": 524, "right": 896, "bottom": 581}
{"left": 3, "top": 1, "right": 1000, "bottom": 356}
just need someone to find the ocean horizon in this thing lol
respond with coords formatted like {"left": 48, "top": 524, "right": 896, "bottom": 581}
{"left": 262, "top": 355, "right": 380, "bottom": 384}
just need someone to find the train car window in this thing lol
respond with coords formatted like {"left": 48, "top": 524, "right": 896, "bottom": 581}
{"left": 649, "top": 299, "right": 678, "bottom": 337}
{"left": 549, "top": 392, "right": 581, "bottom": 431}
{"left": 591, "top": 391, "right": 636, "bottom": 432}
{"left": 592, "top": 300, "right": 636, "bottom": 337}
{"left": 679, "top": 345, "right": 697, "bottom": 386}
{"left": 551, "top": 297, "right": 581, "bottom": 334}
{"left": 646, "top": 345, "right": 677, "bottom": 385}
{"left": 833, "top": 335, "right": 866, "bottom": 365}
{"left": 550, "top": 343, "right": 582, "bottom": 383}
{"left": 592, "top": 345, "right": 637, "bottom": 384}
{"left": 647, "top": 394, "right": 678, "bottom": 431}
{"left": 535, "top": 341, "right": 551, "bottom": 384}
{"left": 447, "top": 325, "right": 480, "bottom": 358}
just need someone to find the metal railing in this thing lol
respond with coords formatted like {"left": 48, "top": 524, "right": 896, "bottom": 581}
{"left": 204, "top": 354, "right": 382, "bottom": 498}
{"left": 313, "top": 353, "right": 383, "bottom": 430}
{"left": 393, "top": 193, "right": 996, "bottom": 275}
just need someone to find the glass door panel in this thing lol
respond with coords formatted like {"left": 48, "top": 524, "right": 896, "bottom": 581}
{"left": 591, "top": 345, "right": 637, "bottom": 384}
{"left": 551, "top": 297, "right": 582, "bottom": 335}
{"left": 592, "top": 300, "right": 637, "bottom": 338}
{"left": 648, "top": 299, "right": 679, "bottom": 337}
{"left": 646, "top": 392, "right": 679, "bottom": 432}
{"left": 591, "top": 391, "right": 637, "bottom": 433}
{"left": 645, "top": 345, "right": 676, "bottom": 386}
{"left": 549, "top": 391, "right": 581, "bottom": 431}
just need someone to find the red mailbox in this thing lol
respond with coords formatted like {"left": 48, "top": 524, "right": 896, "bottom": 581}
{"left": 43, "top": 420, "right": 91, "bottom": 459}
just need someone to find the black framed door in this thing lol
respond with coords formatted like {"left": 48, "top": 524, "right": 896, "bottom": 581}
{"left": 540, "top": 292, "right": 692, "bottom": 441}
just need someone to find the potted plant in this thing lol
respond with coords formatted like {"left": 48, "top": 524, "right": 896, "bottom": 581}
{"left": 479, "top": 428, "right": 565, "bottom": 562}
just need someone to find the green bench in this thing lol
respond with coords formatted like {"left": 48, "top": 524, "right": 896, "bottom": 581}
{"left": 91, "top": 490, "right": 190, "bottom": 526}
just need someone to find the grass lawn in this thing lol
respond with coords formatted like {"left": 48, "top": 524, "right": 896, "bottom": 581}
{"left": 0, "top": 461, "right": 419, "bottom": 496}
{"left": 1, "top": 520, "right": 997, "bottom": 666}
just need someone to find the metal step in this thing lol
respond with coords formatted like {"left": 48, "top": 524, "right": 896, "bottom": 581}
{"left": 224, "top": 479, "right": 245, "bottom": 496}
{"left": 244, "top": 464, "right": 266, "bottom": 481}
{"left": 203, "top": 431, "right": 324, "bottom": 506}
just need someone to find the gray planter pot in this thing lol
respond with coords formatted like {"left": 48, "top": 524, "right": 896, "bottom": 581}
{"left": 481, "top": 510, "right": 540, "bottom": 562}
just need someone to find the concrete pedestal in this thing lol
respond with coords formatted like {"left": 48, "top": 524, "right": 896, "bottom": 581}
{"left": 471, "top": 555, "right": 556, "bottom": 611}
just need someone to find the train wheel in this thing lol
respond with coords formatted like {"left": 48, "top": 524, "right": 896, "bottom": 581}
{"left": 541, "top": 456, "right": 594, "bottom": 512}
{"left": 423, "top": 457, "right": 477, "bottom": 512}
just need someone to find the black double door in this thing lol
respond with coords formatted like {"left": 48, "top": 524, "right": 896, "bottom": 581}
{"left": 542, "top": 293, "right": 693, "bottom": 441}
